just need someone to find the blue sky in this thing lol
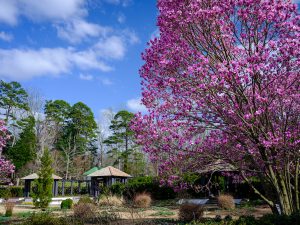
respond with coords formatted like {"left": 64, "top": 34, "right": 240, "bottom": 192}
{"left": 0, "top": 0, "right": 157, "bottom": 116}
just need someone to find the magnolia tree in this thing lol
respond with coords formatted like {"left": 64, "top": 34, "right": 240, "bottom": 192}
{"left": 0, "top": 120, "right": 15, "bottom": 179}
{"left": 132, "top": 0, "right": 300, "bottom": 215}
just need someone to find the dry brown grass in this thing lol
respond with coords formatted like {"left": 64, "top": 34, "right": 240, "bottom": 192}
{"left": 5, "top": 201, "right": 15, "bottom": 217}
{"left": 73, "top": 203, "right": 98, "bottom": 219}
{"left": 179, "top": 203, "right": 204, "bottom": 222}
{"left": 98, "top": 195, "right": 124, "bottom": 207}
{"left": 133, "top": 193, "right": 152, "bottom": 208}
{"left": 217, "top": 194, "right": 235, "bottom": 210}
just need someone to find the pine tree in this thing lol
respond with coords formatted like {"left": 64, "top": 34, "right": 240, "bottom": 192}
{"left": 6, "top": 116, "right": 36, "bottom": 170}
{"left": 33, "top": 148, "right": 53, "bottom": 209}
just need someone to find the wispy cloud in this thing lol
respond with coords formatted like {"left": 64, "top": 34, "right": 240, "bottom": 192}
{"left": 127, "top": 97, "right": 147, "bottom": 113}
{"left": 0, "top": 31, "right": 13, "bottom": 42}
{"left": 56, "top": 19, "right": 111, "bottom": 44}
{"left": 104, "top": 0, "right": 132, "bottom": 7}
{"left": 79, "top": 73, "right": 93, "bottom": 81}
{"left": 117, "top": 13, "right": 126, "bottom": 23}
{"left": 0, "top": 47, "right": 112, "bottom": 80}
{"left": 99, "top": 77, "right": 113, "bottom": 86}
{"left": 95, "top": 36, "right": 126, "bottom": 59}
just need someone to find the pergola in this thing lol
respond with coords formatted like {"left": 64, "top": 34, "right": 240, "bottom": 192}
{"left": 21, "top": 173, "right": 62, "bottom": 197}
{"left": 87, "top": 166, "right": 131, "bottom": 197}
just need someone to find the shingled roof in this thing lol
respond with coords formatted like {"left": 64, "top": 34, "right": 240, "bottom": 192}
{"left": 197, "top": 160, "right": 237, "bottom": 174}
{"left": 87, "top": 166, "right": 131, "bottom": 178}
{"left": 21, "top": 173, "right": 62, "bottom": 180}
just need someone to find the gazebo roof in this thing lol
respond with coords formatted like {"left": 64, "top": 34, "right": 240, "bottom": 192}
{"left": 21, "top": 173, "right": 62, "bottom": 180}
{"left": 83, "top": 166, "right": 101, "bottom": 176}
{"left": 87, "top": 166, "right": 131, "bottom": 178}
{"left": 197, "top": 160, "right": 237, "bottom": 174}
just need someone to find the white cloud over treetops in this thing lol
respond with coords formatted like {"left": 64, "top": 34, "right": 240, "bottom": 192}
{"left": 127, "top": 97, "right": 147, "bottom": 113}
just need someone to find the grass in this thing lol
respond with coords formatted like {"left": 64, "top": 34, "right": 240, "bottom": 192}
{"left": 150, "top": 211, "right": 175, "bottom": 217}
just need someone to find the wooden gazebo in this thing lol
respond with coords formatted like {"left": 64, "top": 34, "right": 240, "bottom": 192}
{"left": 87, "top": 166, "right": 131, "bottom": 197}
{"left": 21, "top": 173, "right": 62, "bottom": 197}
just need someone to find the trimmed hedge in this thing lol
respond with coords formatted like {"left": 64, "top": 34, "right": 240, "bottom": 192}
{"left": 110, "top": 176, "right": 176, "bottom": 200}
{"left": 0, "top": 186, "right": 23, "bottom": 198}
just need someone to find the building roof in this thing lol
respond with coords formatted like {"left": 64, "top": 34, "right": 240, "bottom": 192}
{"left": 197, "top": 160, "right": 237, "bottom": 174}
{"left": 87, "top": 166, "right": 131, "bottom": 178}
{"left": 21, "top": 173, "right": 62, "bottom": 180}
{"left": 83, "top": 167, "right": 101, "bottom": 176}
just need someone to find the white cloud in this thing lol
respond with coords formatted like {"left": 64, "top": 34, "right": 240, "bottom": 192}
{"left": 127, "top": 97, "right": 147, "bottom": 112}
{"left": 104, "top": 0, "right": 132, "bottom": 7}
{"left": 56, "top": 19, "right": 111, "bottom": 43}
{"left": 150, "top": 29, "right": 160, "bottom": 40}
{"left": 20, "top": 0, "right": 86, "bottom": 21}
{"left": 0, "top": 0, "right": 18, "bottom": 25}
{"left": 117, "top": 14, "right": 126, "bottom": 23}
{"left": 0, "top": 32, "right": 13, "bottom": 42}
{"left": 79, "top": 74, "right": 93, "bottom": 81}
{"left": 0, "top": 47, "right": 112, "bottom": 80}
{"left": 95, "top": 36, "right": 126, "bottom": 59}
{"left": 99, "top": 77, "right": 113, "bottom": 85}
{"left": 0, "top": 0, "right": 86, "bottom": 25}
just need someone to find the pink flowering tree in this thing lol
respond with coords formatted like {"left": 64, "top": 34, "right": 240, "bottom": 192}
{"left": 0, "top": 120, "right": 15, "bottom": 180}
{"left": 132, "top": 0, "right": 300, "bottom": 215}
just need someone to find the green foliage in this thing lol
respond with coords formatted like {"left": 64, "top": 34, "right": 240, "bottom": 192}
{"left": 21, "top": 212, "right": 83, "bottom": 225}
{"left": 110, "top": 176, "right": 176, "bottom": 200}
{"left": 0, "top": 80, "right": 29, "bottom": 122}
{"left": 150, "top": 210, "right": 175, "bottom": 217}
{"left": 32, "top": 148, "right": 53, "bottom": 209}
{"left": 6, "top": 116, "right": 36, "bottom": 170}
{"left": 60, "top": 198, "right": 73, "bottom": 209}
{"left": 46, "top": 100, "right": 97, "bottom": 179}
{"left": 104, "top": 110, "right": 145, "bottom": 175}
{"left": 0, "top": 186, "right": 24, "bottom": 198}
{"left": 182, "top": 213, "right": 300, "bottom": 225}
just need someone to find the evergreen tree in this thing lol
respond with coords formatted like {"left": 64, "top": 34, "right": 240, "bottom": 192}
{"left": 33, "top": 148, "right": 53, "bottom": 209}
{"left": 5, "top": 116, "right": 36, "bottom": 170}
{"left": 104, "top": 110, "right": 145, "bottom": 175}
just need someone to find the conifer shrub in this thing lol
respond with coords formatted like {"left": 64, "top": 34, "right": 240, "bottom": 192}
{"left": 60, "top": 198, "right": 73, "bottom": 209}
{"left": 32, "top": 148, "right": 53, "bottom": 209}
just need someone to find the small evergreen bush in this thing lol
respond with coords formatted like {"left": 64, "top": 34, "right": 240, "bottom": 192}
{"left": 60, "top": 198, "right": 73, "bottom": 209}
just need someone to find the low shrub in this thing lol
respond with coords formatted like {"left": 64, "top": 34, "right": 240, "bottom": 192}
{"left": 5, "top": 201, "right": 15, "bottom": 217}
{"left": 77, "top": 196, "right": 94, "bottom": 204}
{"left": 134, "top": 193, "right": 152, "bottom": 208}
{"left": 73, "top": 203, "right": 97, "bottom": 220}
{"left": 217, "top": 194, "right": 235, "bottom": 210}
{"left": 98, "top": 195, "right": 124, "bottom": 207}
{"left": 21, "top": 212, "right": 82, "bottom": 225}
{"left": 179, "top": 203, "right": 204, "bottom": 222}
{"left": 60, "top": 198, "right": 73, "bottom": 209}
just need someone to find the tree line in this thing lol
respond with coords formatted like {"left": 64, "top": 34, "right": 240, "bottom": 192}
{"left": 0, "top": 80, "right": 152, "bottom": 181}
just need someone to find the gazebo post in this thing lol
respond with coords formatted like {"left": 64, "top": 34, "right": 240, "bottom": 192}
{"left": 54, "top": 180, "right": 58, "bottom": 196}
{"left": 62, "top": 180, "right": 65, "bottom": 196}
{"left": 78, "top": 181, "right": 81, "bottom": 194}
{"left": 24, "top": 180, "right": 31, "bottom": 197}
{"left": 70, "top": 180, "right": 74, "bottom": 195}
